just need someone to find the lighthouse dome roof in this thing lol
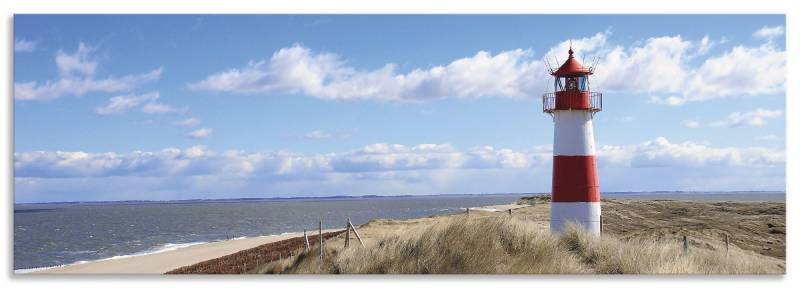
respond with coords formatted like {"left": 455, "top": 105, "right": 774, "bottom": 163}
{"left": 552, "top": 48, "right": 592, "bottom": 77}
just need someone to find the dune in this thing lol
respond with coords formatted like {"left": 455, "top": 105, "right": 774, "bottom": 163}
{"left": 277, "top": 211, "right": 785, "bottom": 274}
{"left": 256, "top": 198, "right": 786, "bottom": 274}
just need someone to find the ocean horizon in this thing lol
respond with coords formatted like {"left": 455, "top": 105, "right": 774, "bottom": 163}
{"left": 14, "top": 190, "right": 785, "bottom": 205}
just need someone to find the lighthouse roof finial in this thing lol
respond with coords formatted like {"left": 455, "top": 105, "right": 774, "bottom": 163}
{"left": 568, "top": 40, "right": 574, "bottom": 58}
{"left": 552, "top": 42, "right": 591, "bottom": 76}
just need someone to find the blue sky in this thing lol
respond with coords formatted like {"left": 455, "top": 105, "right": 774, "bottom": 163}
{"left": 13, "top": 15, "right": 786, "bottom": 203}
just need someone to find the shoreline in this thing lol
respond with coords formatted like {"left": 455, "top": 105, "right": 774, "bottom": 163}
{"left": 12, "top": 197, "right": 518, "bottom": 275}
{"left": 15, "top": 241, "right": 209, "bottom": 274}
{"left": 23, "top": 205, "right": 524, "bottom": 274}
{"left": 27, "top": 229, "right": 341, "bottom": 274}
{"left": 25, "top": 204, "right": 530, "bottom": 274}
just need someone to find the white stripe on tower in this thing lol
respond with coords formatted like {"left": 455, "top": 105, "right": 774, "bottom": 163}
{"left": 550, "top": 202, "right": 601, "bottom": 234}
{"left": 553, "top": 110, "right": 595, "bottom": 156}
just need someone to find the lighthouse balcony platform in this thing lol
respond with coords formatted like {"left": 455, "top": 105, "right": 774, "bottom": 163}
{"left": 543, "top": 91, "right": 602, "bottom": 114}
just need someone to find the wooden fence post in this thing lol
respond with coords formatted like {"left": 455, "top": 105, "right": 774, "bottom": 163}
{"left": 319, "top": 220, "right": 323, "bottom": 262}
{"left": 303, "top": 229, "right": 310, "bottom": 252}
{"left": 600, "top": 215, "right": 603, "bottom": 234}
{"left": 348, "top": 219, "right": 365, "bottom": 247}
{"left": 345, "top": 218, "right": 351, "bottom": 248}
{"left": 724, "top": 234, "right": 730, "bottom": 254}
{"left": 508, "top": 209, "right": 512, "bottom": 216}
{"left": 466, "top": 208, "right": 470, "bottom": 215}
{"left": 683, "top": 235, "right": 688, "bottom": 255}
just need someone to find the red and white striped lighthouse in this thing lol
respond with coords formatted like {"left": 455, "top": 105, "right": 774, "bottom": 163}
{"left": 543, "top": 46, "right": 602, "bottom": 236}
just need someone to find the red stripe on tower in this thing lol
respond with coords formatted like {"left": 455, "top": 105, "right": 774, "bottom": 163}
{"left": 543, "top": 45, "right": 602, "bottom": 236}
{"left": 552, "top": 156, "right": 599, "bottom": 202}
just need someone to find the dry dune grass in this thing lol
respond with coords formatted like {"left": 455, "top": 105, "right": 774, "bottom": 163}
{"left": 274, "top": 216, "right": 783, "bottom": 274}
{"left": 557, "top": 224, "right": 781, "bottom": 274}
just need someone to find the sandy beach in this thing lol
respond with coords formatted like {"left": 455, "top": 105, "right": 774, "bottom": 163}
{"left": 32, "top": 229, "right": 341, "bottom": 274}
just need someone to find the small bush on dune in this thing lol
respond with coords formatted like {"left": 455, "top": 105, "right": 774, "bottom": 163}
{"left": 517, "top": 195, "right": 551, "bottom": 206}
{"left": 277, "top": 216, "right": 783, "bottom": 275}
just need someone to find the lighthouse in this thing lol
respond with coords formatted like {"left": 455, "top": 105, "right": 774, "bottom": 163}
{"left": 543, "top": 46, "right": 602, "bottom": 236}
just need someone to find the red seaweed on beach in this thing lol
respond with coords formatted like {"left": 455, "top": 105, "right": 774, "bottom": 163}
{"left": 166, "top": 230, "right": 344, "bottom": 274}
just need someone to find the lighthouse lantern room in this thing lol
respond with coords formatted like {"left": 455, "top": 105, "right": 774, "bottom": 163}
{"left": 543, "top": 46, "right": 602, "bottom": 236}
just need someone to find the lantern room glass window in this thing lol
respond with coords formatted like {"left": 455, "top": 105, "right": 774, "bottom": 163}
{"left": 554, "top": 77, "right": 563, "bottom": 91}
{"left": 578, "top": 76, "right": 587, "bottom": 91}
{"left": 555, "top": 76, "right": 589, "bottom": 92}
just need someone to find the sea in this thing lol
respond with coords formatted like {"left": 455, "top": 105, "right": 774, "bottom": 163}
{"left": 13, "top": 192, "right": 784, "bottom": 272}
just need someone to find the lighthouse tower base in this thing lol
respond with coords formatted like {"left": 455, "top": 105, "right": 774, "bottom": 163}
{"left": 550, "top": 202, "right": 601, "bottom": 236}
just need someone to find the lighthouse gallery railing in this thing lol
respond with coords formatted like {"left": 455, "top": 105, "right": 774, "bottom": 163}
{"left": 542, "top": 91, "right": 602, "bottom": 114}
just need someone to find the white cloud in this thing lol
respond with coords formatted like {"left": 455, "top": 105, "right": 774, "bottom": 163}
{"left": 648, "top": 95, "right": 686, "bottom": 106}
{"left": 14, "top": 38, "right": 37, "bottom": 52}
{"left": 186, "top": 128, "right": 213, "bottom": 139}
{"left": 14, "top": 43, "right": 162, "bottom": 101}
{"left": 14, "top": 138, "right": 783, "bottom": 179}
{"left": 15, "top": 69, "right": 162, "bottom": 101}
{"left": 594, "top": 36, "right": 692, "bottom": 94}
{"left": 696, "top": 35, "right": 713, "bottom": 55}
{"left": 708, "top": 108, "right": 783, "bottom": 128}
{"left": 94, "top": 91, "right": 185, "bottom": 116}
{"left": 56, "top": 42, "right": 97, "bottom": 77}
{"left": 14, "top": 139, "right": 785, "bottom": 201}
{"left": 174, "top": 117, "right": 201, "bottom": 126}
{"left": 141, "top": 102, "right": 186, "bottom": 114}
{"left": 14, "top": 146, "right": 216, "bottom": 178}
{"left": 571, "top": 29, "right": 783, "bottom": 105}
{"left": 544, "top": 31, "right": 610, "bottom": 63}
{"left": 645, "top": 27, "right": 784, "bottom": 105}
{"left": 679, "top": 43, "right": 785, "bottom": 103}
{"left": 94, "top": 91, "right": 160, "bottom": 115}
{"left": 189, "top": 43, "right": 550, "bottom": 101}
{"left": 681, "top": 109, "right": 783, "bottom": 128}
{"left": 190, "top": 28, "right": 784, "bottom": 106}
{"left": 597, "top": 137, "right": 784, "bottom": 168}
{"left": 753, "top": 26, "right": 784, "bottom": 40}
{"left": 12, "top": 143, "right": 548, "bottom": 179}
